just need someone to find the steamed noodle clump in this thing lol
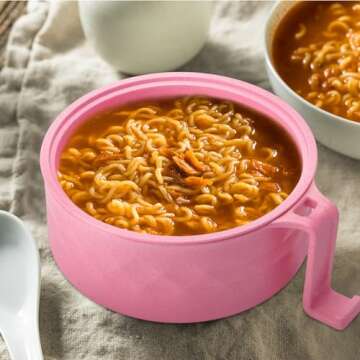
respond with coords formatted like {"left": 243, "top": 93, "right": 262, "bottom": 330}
{"left": 58, "top": 97, "right": 300, "bottom": 236}
{"left": 274, "top": 2, "right": 360, "bottom": 122}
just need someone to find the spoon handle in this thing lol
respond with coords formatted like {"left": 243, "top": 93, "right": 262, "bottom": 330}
{"left": 0, "top": 321, "right": 43, "bottom": 360}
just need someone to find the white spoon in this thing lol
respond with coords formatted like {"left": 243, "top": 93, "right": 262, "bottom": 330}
{"left": 0, "top": 211, "right": 43, "bottom": 360}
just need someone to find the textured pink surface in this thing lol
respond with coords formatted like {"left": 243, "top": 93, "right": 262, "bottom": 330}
{"left": 40, "top": 73, "right": 360, "bottom": 329}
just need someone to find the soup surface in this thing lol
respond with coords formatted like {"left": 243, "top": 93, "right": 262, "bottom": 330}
{"left": 58, "top": 97, "right": 300, "bottom": 236}
{"left": 273, "top": 1, "right": 360, "bottom": 122}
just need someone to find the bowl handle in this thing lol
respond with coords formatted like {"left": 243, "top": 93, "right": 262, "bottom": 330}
{"left": 271, "top": 183, "right": 360, "bottom": 330}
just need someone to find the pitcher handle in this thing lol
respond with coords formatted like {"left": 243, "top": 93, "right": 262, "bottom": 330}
{"left": 272, "top": 183, "right": 360, "bottom": 330}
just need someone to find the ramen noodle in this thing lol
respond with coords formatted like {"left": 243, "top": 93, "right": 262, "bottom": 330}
{"left": 273, "top": 1, "right": 360, "bottom": 122}
{"left": 58, "top": 97, "right": 300, "bottom": 236}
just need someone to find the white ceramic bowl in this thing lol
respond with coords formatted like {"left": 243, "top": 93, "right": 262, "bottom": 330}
{"left": 264, "top": 1, "right": 360, "bottom": 159}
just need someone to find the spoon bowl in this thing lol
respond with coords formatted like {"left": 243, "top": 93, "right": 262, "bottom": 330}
{"left": 0, "top": 211, "right": 43, "bottom": 360}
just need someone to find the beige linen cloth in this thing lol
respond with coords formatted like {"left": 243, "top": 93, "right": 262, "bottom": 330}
{"left": 0, "top": 1, "right": 360, "bottom": 359}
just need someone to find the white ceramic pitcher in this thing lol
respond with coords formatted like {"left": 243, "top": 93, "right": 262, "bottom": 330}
{"left": 78, "top": 1, "right": 213, "bottom": 75}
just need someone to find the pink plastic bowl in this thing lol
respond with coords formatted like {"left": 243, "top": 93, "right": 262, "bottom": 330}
{"left": 40, "top": 73, "right": 360, "bottom": 330}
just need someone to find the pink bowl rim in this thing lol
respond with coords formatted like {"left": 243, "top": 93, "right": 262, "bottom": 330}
{"left": 40, "top": 72, "right": 317, "bottom": 245}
